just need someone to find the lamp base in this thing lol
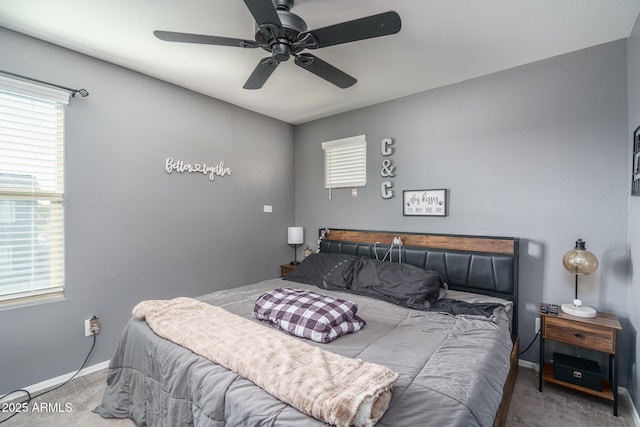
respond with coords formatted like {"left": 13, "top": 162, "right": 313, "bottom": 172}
{"left": 561, "top": 303, "right": 597, "bottom": 318}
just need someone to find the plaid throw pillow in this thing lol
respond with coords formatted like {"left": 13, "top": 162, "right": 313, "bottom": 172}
{"left": 253, "top": 288, "right": 365, "bottom": 343}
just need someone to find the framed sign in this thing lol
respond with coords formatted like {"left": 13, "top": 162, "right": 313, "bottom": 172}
{"left": 403, "top": 189, "right": 447, "bottom": 216}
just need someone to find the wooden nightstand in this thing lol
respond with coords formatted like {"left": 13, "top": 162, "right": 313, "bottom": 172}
{"left": 538, "top": 309, "right": 622, "bottom": 415}
{"left": 280, "top": 263, "right": 298, "bottom": 277}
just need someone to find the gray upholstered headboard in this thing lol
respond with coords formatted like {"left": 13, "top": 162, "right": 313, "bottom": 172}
{"left": 318, "top": 228, "right": 520, "bottom": 336}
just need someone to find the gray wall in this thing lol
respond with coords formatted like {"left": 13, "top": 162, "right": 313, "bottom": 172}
{"left": 1, "top": 19, "right": 637, "bottom": 412}
{"left": 627, "top": 12, "right": 640, "bottom": 412}
{"left": 0, "top": 27, "right": 294, "bottom": 394}
{"left": 295, "top": 40, "right": 631, "bottom": 379}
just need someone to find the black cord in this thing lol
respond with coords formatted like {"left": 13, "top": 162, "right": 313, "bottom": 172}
{"left": 0, "top": 333, "right": 97, "bottom": 424}
{"left": 0, "top": 390, "right": 31, "bottom": 424}
{"left": 518, "top": 328, "right": 541, "bottom": 356}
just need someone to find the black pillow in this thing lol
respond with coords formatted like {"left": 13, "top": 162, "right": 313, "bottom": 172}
{"left": 346, "top": 257, "right": 443, "bottom": 309}
{"left": 283, "top": 253, "right": 359, "bottom": 290}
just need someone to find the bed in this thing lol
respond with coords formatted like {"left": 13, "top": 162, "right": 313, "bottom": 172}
{"left": 95, "top": 228, "right": 520, "bottom": 427}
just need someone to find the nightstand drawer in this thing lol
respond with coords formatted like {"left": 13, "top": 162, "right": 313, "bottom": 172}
{"left": 544, "top": 316, "right": 615, "bottom": 353}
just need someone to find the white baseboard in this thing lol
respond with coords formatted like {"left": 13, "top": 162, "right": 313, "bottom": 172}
{"left": 9, "top": 360, "right": 110, "bottom": 397}
{"left": 518, "top": 358, "right": 640, "bottom": 427}
{"left": 518, "top": 359, "right": 537, "bottom": 370}
{"left": 620, "top": 387, "right": 640, "bottom": 427}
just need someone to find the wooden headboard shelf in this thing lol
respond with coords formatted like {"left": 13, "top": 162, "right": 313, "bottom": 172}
{"left": 324, "top": 229, "right": 517, "bottom": 255}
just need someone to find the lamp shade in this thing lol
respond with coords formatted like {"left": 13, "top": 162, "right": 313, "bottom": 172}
{"left": 562, "top": 239, "right": 598, "bottom": 275}
{"left": 287, "top": 227, "right": 304, "bottom": 245}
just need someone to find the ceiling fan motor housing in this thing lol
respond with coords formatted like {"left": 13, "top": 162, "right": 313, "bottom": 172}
{"left": 254, "top": 0, "right": 308, "bottom": 61}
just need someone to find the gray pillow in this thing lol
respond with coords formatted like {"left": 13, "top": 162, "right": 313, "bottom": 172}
{"left": 283, "top": 253, "right": 359, "bottom": 290}
{"left": 346, "top": 258, "right": 444, "bottom": 309}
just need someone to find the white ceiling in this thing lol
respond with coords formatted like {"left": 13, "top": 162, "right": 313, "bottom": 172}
{"left": 0, "top": 1, "right": 639, "bottom": 124}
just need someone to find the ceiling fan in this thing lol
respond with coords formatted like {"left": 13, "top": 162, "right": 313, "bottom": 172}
{"left": 154, "top": 0, "right": 401, "bottom": 90}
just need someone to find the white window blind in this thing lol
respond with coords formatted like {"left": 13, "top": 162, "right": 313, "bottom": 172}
{"left": 321, "top": 135, "right": 366, "bottom": 194}
{"left": 0, "top": 76, "right": 69, "bottom": 303}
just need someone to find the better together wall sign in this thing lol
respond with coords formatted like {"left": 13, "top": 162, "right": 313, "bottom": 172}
{"left": 165, "top": 157, "right": 231, "bottom": 181}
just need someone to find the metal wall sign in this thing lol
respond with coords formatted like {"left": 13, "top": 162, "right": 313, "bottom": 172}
{"left": 165, "top": 157, "right": 231, "bottom": 181}
{"left": 380, "top": 137, "right": 395, "bottom": 199}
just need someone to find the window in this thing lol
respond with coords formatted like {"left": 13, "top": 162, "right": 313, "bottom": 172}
{"left": 321, "top": 135, "right": 366, "bottom": 198}
{"left": 0, "top": 75, "right": 69, "bottom": 303}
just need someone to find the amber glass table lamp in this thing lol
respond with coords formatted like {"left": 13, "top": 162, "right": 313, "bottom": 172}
{"left": 561, "top": 239, "right": 598, "bottom": 318}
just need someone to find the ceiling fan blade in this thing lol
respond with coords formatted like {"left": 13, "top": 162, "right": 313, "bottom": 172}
{"left": 243, "top": 0, "right": 282, "bottom": 29}
{"left": 243, "top": 57, "right": 280, "bottom": 89}
{"left": 294, "top": 53, "right": 356, "bottom": 89}
{"left": 299, "top": 11, "right": 401, "bottom": 49}
{"left": 154, "top": 30, "right": 258, "bottom": 48}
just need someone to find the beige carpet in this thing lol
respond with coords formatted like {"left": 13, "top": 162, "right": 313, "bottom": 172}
{"left": 0, "top": 370, "right": 134, "bottom": 427}
{"left": 507, "top": 367, "right": 634, "bottom": 427}
{"left": 0, "top": 366, "right": 635, "bottom": 426}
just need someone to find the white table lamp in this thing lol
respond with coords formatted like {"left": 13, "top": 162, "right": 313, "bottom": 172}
{"left": 287, "top": 227, "right": 304, "bottom": 265}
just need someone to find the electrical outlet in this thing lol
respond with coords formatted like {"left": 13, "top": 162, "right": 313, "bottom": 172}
{"left": 535, "top": 317, "right": 541, "bottom": 334}
{"left": 85, "top": 315, "right": 100, "bottom": 336}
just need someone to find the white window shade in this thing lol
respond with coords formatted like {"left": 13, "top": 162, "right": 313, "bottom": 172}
{"left": 0, "top": 79, "right": 66, "bottom": 303}
{"left": 322, "top": 135, "right": 367, "bottom": 190}
{"left": 0, "top": 75, "right": 71, "bottom": 105}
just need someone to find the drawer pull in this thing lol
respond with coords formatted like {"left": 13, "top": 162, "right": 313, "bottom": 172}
{"left": 573, "top": 331, "right": 581, "bottom": 337}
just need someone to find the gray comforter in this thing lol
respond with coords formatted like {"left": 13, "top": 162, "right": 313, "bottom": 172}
{"left": 95, "top": 278, "right": 513, "bottom": 426}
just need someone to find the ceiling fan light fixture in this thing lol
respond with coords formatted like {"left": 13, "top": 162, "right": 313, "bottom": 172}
{"left": 272, "top": 43, "right": 291, "bottom": 62}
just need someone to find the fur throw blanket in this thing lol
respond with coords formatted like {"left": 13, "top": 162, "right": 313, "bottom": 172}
{"left": 133, "top": 297, "right": 399, "bottom": 427}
